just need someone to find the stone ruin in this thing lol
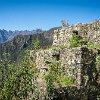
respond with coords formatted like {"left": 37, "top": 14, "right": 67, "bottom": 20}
{"left": 31, "top": 47, "right": 97, "bottom": 86}
{"left": 30, "top": 20, "right": 100, "bottom": 100}
{"left": 53, "top": 20, "right": 100, "bottom": 46}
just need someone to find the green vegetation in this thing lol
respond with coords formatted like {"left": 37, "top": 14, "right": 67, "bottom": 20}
{"left": 45, "top": 61, "right": 75, "bottom": 87}
{"left": 0, "top": 25, "right": 100, "bottom": 100}
{"left": 96, "top": 55, "right": 100, "bottom": 80}
{"left": 32, "top": 38, "right": 40, "bottom": 50}
{"left": 58, "top": 76, "right": 75, "bottom": 87}
{"left": 87, "top": 42, "right": 100, "bottom": 49}
{"left": 0, "top": 50, "right": 36, "bottom": 100}
{"left": 69, "top": 34, "right": 100, "bottom": 49}
{"left": 58, "top": 44, "right": 68, "bottom": 49}
{"left": 0, "top": 36, "right": 41, "bottom": 100}
{"left": 69, "top": 35, "right": 87, "bottom": 48}
{"left": 45, "top": 60, "right": 75, "bottom": 99}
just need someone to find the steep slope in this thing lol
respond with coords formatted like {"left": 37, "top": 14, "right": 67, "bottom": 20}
{"left": 0, "top": 29, "right": 43, "bottom": 43}
{"left": 0, "top": 28, "right": 57, "bottom": 62}
{"left": 0, "top": 29, "right": 11, "bottom": 43}
{"left": 0, "top": 21, "right": 100, "bottom": 100}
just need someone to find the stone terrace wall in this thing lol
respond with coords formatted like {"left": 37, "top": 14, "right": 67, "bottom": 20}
{"left": 30, "top": 47, "right": 97, "bottom": 86}
{"left": 29, "top": 20, "right": 100, "bottom": 100}
{"left": 53, "top": 20, "right": 100, "bottom": 46}
{"left": 30, "top": 47, "right": 100, "bottom": 100}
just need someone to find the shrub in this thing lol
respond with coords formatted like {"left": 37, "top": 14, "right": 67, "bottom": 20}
{"left": 69, "top": 35, "right": 87, "bottom": 48}
{"left": 0, "top": 50, "right": 36, "bottom": 100}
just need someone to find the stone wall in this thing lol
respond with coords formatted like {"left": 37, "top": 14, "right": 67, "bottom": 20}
{"left": 29, "top": 20, "right": 100, "bottom": 100}
{"left": 30, "top": 47, "right": 97, "bottom": 86}
{"left": 53, "top": 20, "right": 100, "bottom": 46}
{"left": 30, "top": 47, "right": 100, "bottom": 100}
{"left": 53, "top": 27, "right": 72, "bottom": 46}
{"left": 52, "top": 86, "right": 99, "bottom": 100}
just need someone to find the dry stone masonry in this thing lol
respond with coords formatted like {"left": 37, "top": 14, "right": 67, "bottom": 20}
{"left": 53, "top": 20, "right": 100, "bottom": 46}
{"left": 30, "top": 20, "right": 100, "bottom": 100}
{"left": 31, "top": 47, "right": 97, "bottom": 86}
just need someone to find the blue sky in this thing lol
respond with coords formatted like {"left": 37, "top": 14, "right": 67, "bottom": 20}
{"left": 0, "top": 0, "right": 100, "bottom": 31}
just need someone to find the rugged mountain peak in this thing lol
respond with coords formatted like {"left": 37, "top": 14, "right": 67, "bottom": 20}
{"left": 0, "top": 29, "right": 44, "bottom": 43}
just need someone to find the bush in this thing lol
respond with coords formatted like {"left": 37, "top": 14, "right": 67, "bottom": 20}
{"left": 0, "top": 50, "right": 36, "bottom": 100}
{"left": 69, "top": 35, "right": 87, "bottom": 48}
{"left": 87, "top": 43, "right": 100, "bottom": 49}
{"left": 45, "top": 60, "right": 75, "bottom": 99}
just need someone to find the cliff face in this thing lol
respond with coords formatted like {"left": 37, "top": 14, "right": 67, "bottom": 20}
{"left": 0, "top": 35, "right": 32, "bottom": 61}
{"left": 0, "top": 29, "right": 12, "bottom": 43}
{"left": 0, "top": 28, "right": 56, "bottom": 61}
{"left": 30, "top": 20, "right": 100, "bottom": 100}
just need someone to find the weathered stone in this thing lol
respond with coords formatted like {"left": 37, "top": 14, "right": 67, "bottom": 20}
{"left": 30, "top": 20, "right": 100, "bottom": 100}
{"left": 53, "top": 20, "right": 100, "bottom": 46}
{"left": 33, "top": 47, "right": 97, "bottom": 87}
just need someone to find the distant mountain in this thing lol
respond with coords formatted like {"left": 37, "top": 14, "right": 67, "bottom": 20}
{"left": 0, "top": 29, "right": 11, "bottom": 43}
{"left": 0, "top": 27, "right": 58, "bottom": 62}
{"left": 0, "top": 29, "right": 43, "bottom": 43}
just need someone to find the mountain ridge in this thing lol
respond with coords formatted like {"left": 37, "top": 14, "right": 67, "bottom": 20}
{"left": 0, "top": 27, "right": 58, "bottom": 61}
{"left": 0, "top": 29, "right": 44, "bottom": 43}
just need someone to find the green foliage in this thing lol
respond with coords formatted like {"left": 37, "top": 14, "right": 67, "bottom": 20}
{"left": 97, "top": 95, "right": 100, "bottom": 100}
{"left": 45, "top": 60, "right": 75, "bottom": 86}
{"left": 58, "top": 76, "right": 75, "bottom": 87}
{"left": 32, "top": 38, "right": 40, "bottom": 50}
{"left": 0, "top": 53, "right": 13, "bottom": 91}
{"left": 87, "top": 42, "right": 100, "bottom": 49}
{"left": 69, "top": 35, "right": 87, "bottom": 48}
{"left": 58, "top": 45, "right": 68, "bottom": 49}
{"left": 69, "top": 34, "right": 100, "bottom": 49}
{"left": 0, "top": 50, "right": 36, "bottom": 100}
{"left": 45, "top": 61, "right": 62, "bottom": 90}
{"left": 45, "top": 60, "right": 75, "bottom": 99}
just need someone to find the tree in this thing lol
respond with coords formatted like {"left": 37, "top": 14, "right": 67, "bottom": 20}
{"left": 0, "top": 50, "right": 35, "bottom": 100}
{"left": 61, "top": 20, "right": 69, "bottom": 27}
{"left": 32, "top": 38, "right": 40, "bottom": 50}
